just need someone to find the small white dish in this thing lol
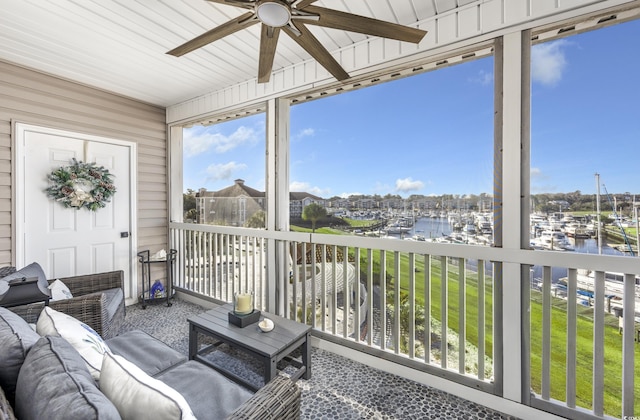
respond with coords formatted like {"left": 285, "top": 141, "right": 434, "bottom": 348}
{"left": 258, "top": 318, "right": 274, "bottom": 332}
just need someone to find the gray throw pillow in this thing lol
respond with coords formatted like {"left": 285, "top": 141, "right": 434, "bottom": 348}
{"left": 0, "top": 262, "right": 49, "bottom": 298}
{"left": 0, "top": 307, "right": 40, "bottom": 405}
{"left": 15, "top": 336, "right": 120, "bottom": 420}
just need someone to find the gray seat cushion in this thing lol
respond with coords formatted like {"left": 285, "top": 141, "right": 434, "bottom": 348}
{"left": 106, "top": 330, "right": 187, "bottom": 377}
{"left": 15, "top": 336, "right": 120, "bottom": 420}
{"left": 156, "top": 361, "right": 253, "bottom": 420}
{"left": 0, "top": 307, "right": 40, "bottom": 405}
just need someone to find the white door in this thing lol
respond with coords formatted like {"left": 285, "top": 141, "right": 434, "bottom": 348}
{"left": 15, "top": 123, "right": 137, "bottom": 301}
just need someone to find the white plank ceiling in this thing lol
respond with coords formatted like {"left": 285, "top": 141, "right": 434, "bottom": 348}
{"left": 0, "top": 0, "right": 468, "bottom": 107}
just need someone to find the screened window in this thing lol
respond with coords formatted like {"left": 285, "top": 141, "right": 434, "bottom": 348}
{"left": 182, "top": 113, "right": 267, "bottom": 228}
{"left": 289, "top": 56, "right": 495, "bottom": 245}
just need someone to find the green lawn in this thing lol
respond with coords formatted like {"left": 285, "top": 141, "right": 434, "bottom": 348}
{"left": 342, "top": 218, "right": 380, "bottom": 228}
{"left": 290, "top": 225, "right": 346, "bottom": 234}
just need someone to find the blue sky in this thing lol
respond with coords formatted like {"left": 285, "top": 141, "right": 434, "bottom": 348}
{"left": 183, "top": 19, "right": 639, "bottom": 198}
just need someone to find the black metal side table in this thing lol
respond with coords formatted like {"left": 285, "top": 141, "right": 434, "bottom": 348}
{"left": 137, "top": 249, "right": 177, "bottom": 309}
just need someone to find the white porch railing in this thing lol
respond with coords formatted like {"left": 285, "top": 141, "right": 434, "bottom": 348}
{"left": 170, "top": 222, "right": 639, "bottom": 419}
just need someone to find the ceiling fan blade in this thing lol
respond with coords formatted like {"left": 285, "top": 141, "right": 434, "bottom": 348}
{"left": 258, "top": 24, "right": 280, "bottom": 83}
{"left": 283, "top": 23, "right": 349, "bottom": 81}
{"left": 293, "top": 0, "right": 319, "bottom": 9}
{"left": 204, "top": 0, "right": 254, "bottom": 10}
{"left": 301, "top": 6, "right": 427, "bottom": 44}
{"left": 167, "top": 11, "right": 257, "bottom": 57}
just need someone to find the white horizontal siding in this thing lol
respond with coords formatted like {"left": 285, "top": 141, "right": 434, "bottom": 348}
{"left": 167, "top": 0, "right": 625, "bottom": 124}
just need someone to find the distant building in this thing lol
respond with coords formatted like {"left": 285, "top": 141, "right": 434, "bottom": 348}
{"left": 290, "top": 192, "right": 324, "bottom": 218}
{"left": 196, "top": 179, "right": 265, "bottom": 226}
{"left": 195, "top": 180, "right": 325, "bottom": 225}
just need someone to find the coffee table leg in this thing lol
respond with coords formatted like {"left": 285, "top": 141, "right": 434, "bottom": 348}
{"left": 265, "top": 357, "right": 277, "bottom": 385}
{"left": 302, "top": 332, "right": 311, "bottom": 379}
{"left": 188, "top": 324, "right": 197, "bottom": 360}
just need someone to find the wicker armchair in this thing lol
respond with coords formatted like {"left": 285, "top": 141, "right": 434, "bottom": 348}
{"left": 226, "top": 374, "right": 302, "bottom": 420}
{"left": 8, "top": 270, "right": 125, "bottom": 339}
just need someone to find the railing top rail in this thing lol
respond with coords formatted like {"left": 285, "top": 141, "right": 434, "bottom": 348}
{"left": 170, "top": 222, "right": 640, "bottom": 274}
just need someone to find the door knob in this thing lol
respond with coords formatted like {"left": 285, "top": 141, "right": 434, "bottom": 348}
{"left": 120, "top": 232, "right": 130, "bottom": 238}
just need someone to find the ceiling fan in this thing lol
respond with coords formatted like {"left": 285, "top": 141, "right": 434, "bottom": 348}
{"left": 167, "top": 0, "right": 427, "bottom": 83}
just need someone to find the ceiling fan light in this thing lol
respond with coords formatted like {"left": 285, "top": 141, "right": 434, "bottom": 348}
{"left": 256, "top": 1, "right": 291, "bottom": 27}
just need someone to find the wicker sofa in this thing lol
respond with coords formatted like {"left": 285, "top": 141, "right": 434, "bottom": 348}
{"left": 4, "top": 269, "right": 125, "bottom": 339}
{"left": 0, "top": 307, "right": 302, "bottom": 419}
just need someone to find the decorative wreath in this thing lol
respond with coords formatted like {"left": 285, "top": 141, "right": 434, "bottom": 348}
{"left": 45, "top": 158, "right": 116, "bottom": 211}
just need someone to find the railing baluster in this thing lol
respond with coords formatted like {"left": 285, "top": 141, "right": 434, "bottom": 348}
{"left": 593, "top": 270, "right": 605, "bottom": 417}
{"left": 250, "top": 237, "right": 256, "bottom": 302}
{"left": 541, "top": 265, "right": 551, "bottom": 400}
{"left": 197, "top": 230, "right": 203, "bottom": 293}
{"left": 408, "top": 252, "right": 415, "bottom": 359}
{"left": 380, "top": 249, "right": 387, "bottom": 351}
{"left": 301, "top": 242, "right": 307, "bottom": 325}
{"left": 393, "top": 251, "right": 401, "bottom": 354}
{"left": 290, "top": 242, "right": 297, "bottom": 321}
{"left": 202, "top": 231, "right": 207, "bottom": 296}
{"left": 188, "top": 229, "right": 194, "bottom": 290}
{"left": 216, "top": 233, "right": 221, "bottom": 299}
{"left": 622, "top": 273, "right": 636, "bottom": 417}
{"left": 343, "top": 246, "right": 349, "bottom": 339}
{"left": 441, "top": 255, "right": 448, "bottom": 370}
{"left": 260, "top": 237, "right": 265, "bottom": 309}
{"left": 225, "top": 233, "right": 230, "bottom": 300}
{"left": 310, "top": 243, "right": 317, "bottom": 329}
{"left": 354, "top": 247, "right": 361, "bottom": 342}
{"left": 320, "top": 244, "right": 327, "bottom": 332}
{"left": 229, "top": 234, "right": 233, "bottom": 299}
{"left": 366, "top": 248, "right": 374, "bottom": 347}
{"left": 477, "top": 259, "right": 485, "bottom": 380}
{"left": 424, "top": 254, "right": 431, "bottom": 364}
{"left": 282, "top": 240, "right": 290, "bottom": 316}
{"left": 240, "top": 235, "right": 246, "bottom": 292}
{"left": 458, "top": 257, "right": 466, "bottom": 374}
{"left": 566, "top": 268, "right": 577, "bottom": 409}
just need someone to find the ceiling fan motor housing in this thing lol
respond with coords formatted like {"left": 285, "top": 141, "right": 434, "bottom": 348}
{"left": 256, "top": 0, "right": 291, "bottom": 27}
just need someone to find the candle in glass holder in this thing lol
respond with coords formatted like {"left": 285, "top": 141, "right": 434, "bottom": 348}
{"left": 234, "top": 292, "right": 253, "bottom": 315}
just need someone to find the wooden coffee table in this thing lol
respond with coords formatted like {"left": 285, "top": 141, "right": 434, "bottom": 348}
{"left": 188, "top": 303, "right": 312, "bottom": 391}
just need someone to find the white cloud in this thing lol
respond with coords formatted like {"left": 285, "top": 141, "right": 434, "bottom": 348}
{"left": 531, "top": 40, "right": 569, "bottom": 86}
{"left": 290, "top": 181, "right": 330, "bottom": 197}
{"left": 205, "top": 162, "right": 247, "bottom": 182}
{"left": 292, "top": 128, "right": 315, "bottom": 141}
{"left": 395, "top": 177, "right": 425, "bottom": 193}
{"left": 184, "top": 126, "right": 258, "bottom": 157}
{"left": 339, "top": 192, "right": 362, "bottom": 198}
{"left": 469, "top": 70, "right": 493, "bottom": 86}
{"left": 290, "top": 181, "right": 310, "bottom": 191}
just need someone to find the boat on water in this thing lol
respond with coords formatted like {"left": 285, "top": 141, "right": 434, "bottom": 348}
{"left": 563, "top": 223, "right": 591, "bottom": 238}
{"left": 557, "top": 271, "right": 640, "bottom": 316}
{"left": 530, "top": 230, "right": 574, "bottom": 251}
